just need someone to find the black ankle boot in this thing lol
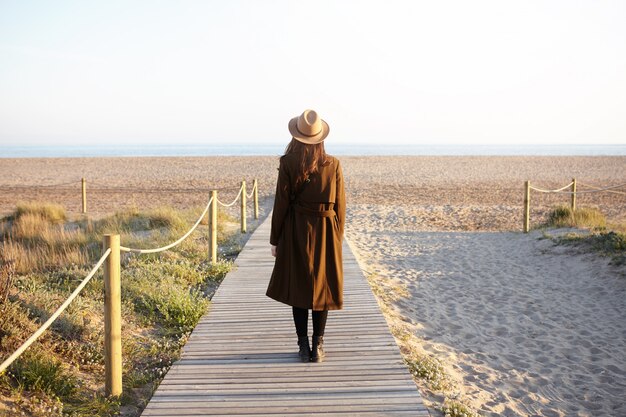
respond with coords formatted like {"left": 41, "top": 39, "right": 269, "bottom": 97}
{"left": 297, "top": 336, "right": 311, "bottom": 362}
{"left": 311, "top": 335, "right": 325, "bottom": 363}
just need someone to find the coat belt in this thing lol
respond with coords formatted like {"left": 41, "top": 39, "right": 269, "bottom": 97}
{"left": 293, "top": 204, "right": 336, "bottom": 218}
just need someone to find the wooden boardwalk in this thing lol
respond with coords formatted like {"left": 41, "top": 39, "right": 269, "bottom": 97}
{"left": 142, "top": 217, "right": 429, "bottom": 416}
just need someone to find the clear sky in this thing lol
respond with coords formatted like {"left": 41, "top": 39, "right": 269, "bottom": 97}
{"left": 1, "top": 0, "right": 625, "bottom": 147}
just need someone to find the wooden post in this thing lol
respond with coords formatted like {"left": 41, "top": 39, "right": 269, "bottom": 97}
{"left": 253, "top": 178, "right": 259, "bottom": 220}
{"left": 523, "top": 181, "right": 530, "bottom": 233}
{"left": 241, "top": 180, "right": 247, "bottom": 233}
{"left": 81, "top": 178, "right": 87, "bottom": 214}
{"left": 571, "top": 178, "right": 577, "bottom": 211}
{"left": 103, "top": 234, "right": 122, "bottom": 397}
{"left": 209, "top": 190, "right": 217, "bottom": 264}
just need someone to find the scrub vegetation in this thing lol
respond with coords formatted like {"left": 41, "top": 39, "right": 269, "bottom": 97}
{"left": 545, "top": 205, "right": 607, "bottom": 230}
{"left": 0, "top": 201, "right": 240, "bottom": 416}
{"left": 543, "top": 205, "right": 626, "bottom": 267}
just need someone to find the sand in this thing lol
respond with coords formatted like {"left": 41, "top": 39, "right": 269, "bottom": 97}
{"left": 1, "top": 155, "right": 625, "bottom": 416}
{"left": 1, "top": 156, "right": 625, "bottom": 228}
{"left": 347, "top": 221, "right": 626, "bottom": 416}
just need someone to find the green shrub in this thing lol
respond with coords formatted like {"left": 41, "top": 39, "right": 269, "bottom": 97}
{"left": 203, "top": 260, "right": 233, "bottom": 281}
{"left": 162, "top": 261, "right": 205, "bottom": 286}
{"left": 9, "top": 351, "right": 77, "bottom": 398}
{"left": 592, "top": 231, "right": 626, "bottom": 253}
{"left": 0, "top": 299, "right": 39, "bottom": 358}
{"left": 441, "top": 398, "right": 480, "bottom": 417}
{"left": 124, "top": 335, "right": 183, "bottom": 390}
{"left": 122, "top": 257, "right": 213, "bottom": 335}
{"left": 404, "top": 355, "right": 451, "bottom": 391}
{"left": 63, "top": 393, "right": 120, "bottom": 417}
{"left": 57, "top": 340, "right": 105, "bottom": 368}
{"left": 557, "top": 230, "right": 626, "bottom": 266}
{"left": 133, "top": 284, "right": 208, "bottom": 335}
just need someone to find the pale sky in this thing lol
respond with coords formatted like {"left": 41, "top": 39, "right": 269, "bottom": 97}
{"left": 1, "top": 0, "right": 625, "bottom": 147}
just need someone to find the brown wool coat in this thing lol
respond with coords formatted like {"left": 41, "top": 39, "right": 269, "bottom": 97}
{"left": 266, "top": 153, "right": 345, "bottom": 311}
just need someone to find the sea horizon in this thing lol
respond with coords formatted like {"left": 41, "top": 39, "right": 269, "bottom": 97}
{"left": 1, "top": 143, "right": 625, "bottom": 158}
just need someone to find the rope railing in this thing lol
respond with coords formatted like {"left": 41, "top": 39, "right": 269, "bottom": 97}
{"left": 0, "top": 186, "right": 238, "bottom": 193}
{"left": 0, "top": 248, "right": 112, "bottom": 374}
{"left": 246, "top": 180, "right": 257, "bottom": 199}
{"left": 0, "top": 178, "right": 259, "bottom": 216}
{"left": 216, "top": 184, "right": 244, "bottom": 207}
{"left": 86, "top": 184, "right": 240, "bottom": 192}
{"left": 523, "top": 178, "right": 625, "bottom": 232}
{"left": 528, "top": 182, "right": 574, "bottom": 193}
{"left": 529, "top": 181, "right": 626, "bottom": 194}
{"left": 28, "top": 179, "right": 82, "bottom": 188}
{"left": 0, "top": 179, "right": 261, "bottom": 398}
{"left": 120, "top": 196, "right": 213, "bottom": 254}
{"left": 571, "top": 182, "right": 626, "bottom": 195}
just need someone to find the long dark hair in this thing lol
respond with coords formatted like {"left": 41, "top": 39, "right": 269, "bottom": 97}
{"left": 281, "top": 138, "right": 331, "bottom": 191}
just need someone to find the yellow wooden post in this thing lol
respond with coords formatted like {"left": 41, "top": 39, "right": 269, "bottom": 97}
{"left": 253, "top": 178, "right": 259, "bottom": 220}
{"left": 103, "top": 234, "right": 122, "bottom": 397}
{"left": 81, "top": 178, "right": 87, "bottom": 214}
{"left": 241, "top": 180, "right": 247, "bottom": 233}
{"left": 571, "top": 178, "right": 577, "bottom": 211}
{"left": 209, "top": 190, "right": 217, "bottom": 264}
{"left": 523, "top": 181, "right": 530, "bottom": 233}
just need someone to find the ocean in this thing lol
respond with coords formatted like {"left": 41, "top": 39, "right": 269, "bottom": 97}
{"left": 1, "top": 143, "right": 625, "bottom": 158}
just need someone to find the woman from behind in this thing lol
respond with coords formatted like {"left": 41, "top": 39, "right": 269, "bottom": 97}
{"left": 266, "top": 109, "right": 345, "bottom": 363}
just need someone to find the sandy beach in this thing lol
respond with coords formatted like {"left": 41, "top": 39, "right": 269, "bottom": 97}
{"left": 1, "top": 155, "right": 625, "bottom": 416}
{"left": 1, "top": 156, "right": 625, "bottom": 228}
{"left": 347, "top": 224, "right": 626, "bottom": 416}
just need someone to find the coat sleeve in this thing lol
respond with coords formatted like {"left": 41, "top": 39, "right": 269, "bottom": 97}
{"left": 335, "top": 159, "right": 346, "bottom": 237}
{"left": 270, "top": 158, "right": 291, "bottom": 246}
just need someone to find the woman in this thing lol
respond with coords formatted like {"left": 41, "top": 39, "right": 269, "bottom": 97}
{"left": 266, "top": 109, "right": 345, "bottom": 363}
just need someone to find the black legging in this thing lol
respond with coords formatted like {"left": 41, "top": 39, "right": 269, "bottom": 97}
{"left": 292, "top": 306, "right": 328, "bottom": 337}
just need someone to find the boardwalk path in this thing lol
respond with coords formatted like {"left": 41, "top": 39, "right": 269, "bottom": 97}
{"left": 142, "top": 217, "right": 428, "bottom": 416}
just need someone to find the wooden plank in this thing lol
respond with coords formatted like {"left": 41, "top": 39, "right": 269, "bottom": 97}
{"left": 161, "top": 374, "right": 420, "bottom": 384}
{"left": 144, "top": 412, "right": 425, "bottom": 417}
{"left": 141, "top": 217, "right": 428, "bottom": 416}
{"left": 148, "top": 389, "right": 422, "bottom": 402}
{"left": 165, "top": 364, "right": 411, "bottom": 375}
{"left": 147, "top": 404, "right": 427, "bottom": 411}
{"left": 146, "top": 396, "right": 421, "bottom": 407}
{"left": 156, "top": 385, "right": 421, "bottom": 394}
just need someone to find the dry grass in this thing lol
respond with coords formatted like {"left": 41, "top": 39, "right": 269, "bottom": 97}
{"left": 544, "top": 206, "right": 626, "bottom": 266}
{"left": 1, "top": 239, "right": 91, "bottom": 275}
{"left": 0, "top": 201, "right": 246, "bottom": 417}
{"left": 95, "top": 206, "right": 188, "bottom": 235}
{"left": 15, "top": 202, "right": 67, "bottom": 224}
{"left": 0, "top": 256, "right": 16, "bottom": 304}
{"left": 0, "top": 202, "right": 238, "bottom": 274}
{"left": 1, "top": 207, "right": 92, "bottom": 274}
{"left": 545, "top": 205, "right": 607, "bottom": 230}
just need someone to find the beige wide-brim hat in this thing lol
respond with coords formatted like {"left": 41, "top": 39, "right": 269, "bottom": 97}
{"left": 288, "top": 109, "right": 330, "bottom": 145}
